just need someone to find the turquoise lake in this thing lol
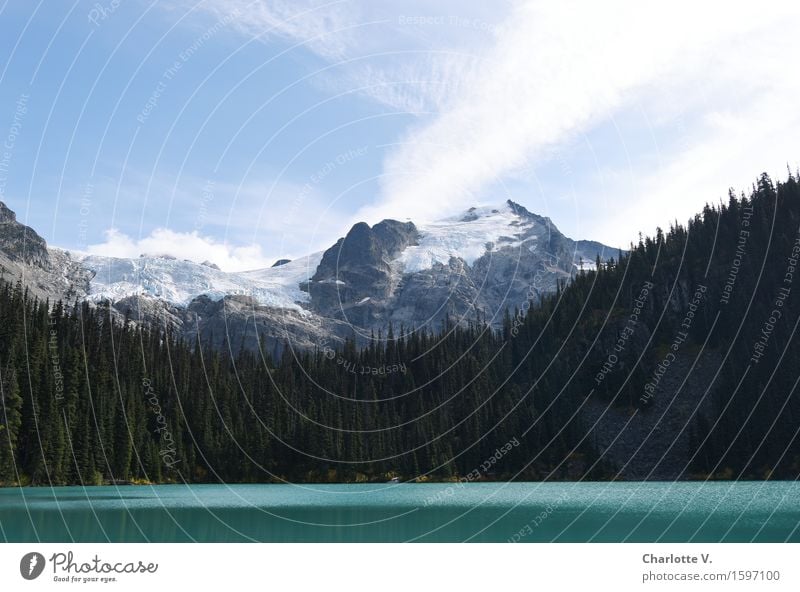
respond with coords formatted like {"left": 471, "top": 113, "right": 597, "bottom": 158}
{"left": 0, "top": 482, "right": 798, "bottom": 542}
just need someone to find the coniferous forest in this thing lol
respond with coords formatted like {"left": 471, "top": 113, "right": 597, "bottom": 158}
{"left": 1, "top": 172, "right": 800, "bottom": 486}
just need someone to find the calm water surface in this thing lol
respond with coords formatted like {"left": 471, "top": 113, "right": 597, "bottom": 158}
{"left": 0, "top": 482, "right": 798, "bottom": 542}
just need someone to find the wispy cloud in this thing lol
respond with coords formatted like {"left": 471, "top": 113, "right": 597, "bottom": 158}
{"left": 175, "top": 0, "right": 800, "bottom": 245}
{"left": 195, "top": 0, "right": 358, "bottom": 60}
{"left": 359, "top": 2, "right": 800, "bottom": 226}
{"left": 189, "top": 0, "right": 503, "bottom": 114}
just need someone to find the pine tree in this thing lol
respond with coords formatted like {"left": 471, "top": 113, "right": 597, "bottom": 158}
{"left": 0, "top": 365, "right": 23, "bottom": 482}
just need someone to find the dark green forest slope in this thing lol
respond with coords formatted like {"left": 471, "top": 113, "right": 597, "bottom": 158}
{"left": 1, "top": 172, "right": 799, "bottom": 485}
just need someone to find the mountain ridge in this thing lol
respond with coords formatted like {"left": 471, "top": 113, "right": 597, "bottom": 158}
{"left": 0, "top": 198, "right": 618, "bottom": 352}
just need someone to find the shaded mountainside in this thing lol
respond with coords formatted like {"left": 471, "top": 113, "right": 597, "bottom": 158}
{"left": 0, "top": 201, "right": 49, "bottom": 267}
{"left": 0, "top": 202, "right": 90, "bottom": 303}
{"left": 1, "top": 173, "right": 799, "bottom": 485}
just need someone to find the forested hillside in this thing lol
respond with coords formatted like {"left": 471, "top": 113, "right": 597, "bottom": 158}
{"left": 1, "top": 172, "right": 799, "bottom": 485}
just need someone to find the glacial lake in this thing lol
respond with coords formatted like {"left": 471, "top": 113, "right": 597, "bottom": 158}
{"left": 0, "top": 482, "right": 798, "bottom": 543}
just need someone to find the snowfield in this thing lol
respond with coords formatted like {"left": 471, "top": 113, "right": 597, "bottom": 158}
{"left": 395, "top": 203, "right": 534, "bottom": 272}
{"left": 77, "top": 251, "right": 322, "bottom": 311}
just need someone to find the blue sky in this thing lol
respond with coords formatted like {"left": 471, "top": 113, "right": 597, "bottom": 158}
{"left": 1, "top": 1, "right": 799, "bottom": 270}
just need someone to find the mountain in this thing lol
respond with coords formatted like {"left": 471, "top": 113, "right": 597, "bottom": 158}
{"left": 0, "top": 199, "right": 617, "bottom": 353}
{"left": 2, "top": 172, "right": 798, "bottom": 486}
{"left": 305, "top": 202, "right": 614, "bottom": 334}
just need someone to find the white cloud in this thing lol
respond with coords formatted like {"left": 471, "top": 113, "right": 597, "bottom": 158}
{"left": 86, "top": 227, "right": 274, "bottom": 272}
{"left": 603, "top": 86, "right": 800, "bottom": 246}
{"left": 358, "top": 1, "right": 800, "bottom": 226}
{"left": 579, "top": 11, "right": 800, "bottom": 245}
{"left": 178, "top": 0, "right": 800, "bottom": 246}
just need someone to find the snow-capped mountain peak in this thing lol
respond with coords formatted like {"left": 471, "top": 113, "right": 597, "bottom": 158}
{"left": 395, "top": 200, "right": 546, "bottom": 273}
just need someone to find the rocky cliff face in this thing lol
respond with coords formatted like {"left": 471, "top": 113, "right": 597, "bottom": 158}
{"left": 305, "top": 219, "right": 419, "bottom": 327}
{"left": 0, "top": 201, "right": 90, "bottom": 302}
{"left": 109, "top": 292, "right": 350, "bottom": 356}
{"left": 0, "top": 201, "right": 50, "bottom": 268}
{"left": 582, "top": 351, "right": 721, "bottom": 480}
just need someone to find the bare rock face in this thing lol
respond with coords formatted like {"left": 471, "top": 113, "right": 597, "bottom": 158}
{"left": 179, "top": 294, "right": 348, "bottom": 355}
{"left": 582, "top": 350, "right": 722, "bottom": 480}
{"left": 0, "top": 200, "right": 50, "bottom": 269}
{"left": 303, "top": 219, "right": 419, "bottom": 330}
{"left": 0, "top": 200, "right": 90, "bottom": 302}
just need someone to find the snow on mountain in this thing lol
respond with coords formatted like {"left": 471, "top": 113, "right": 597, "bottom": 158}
{"left": 238, "top": 253, "right": 323, "bottom": 308}
{"left": 76, "top": 251, "right": 322, "bottom": 311}
{"left": 395, "top": 202, "right": 535, "bottom": 273}
{"left": 70, "top": 201, "right": 608, "bottom": 316}
{"left": 76, "top": 204, "right": 532, "bottom": 310}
